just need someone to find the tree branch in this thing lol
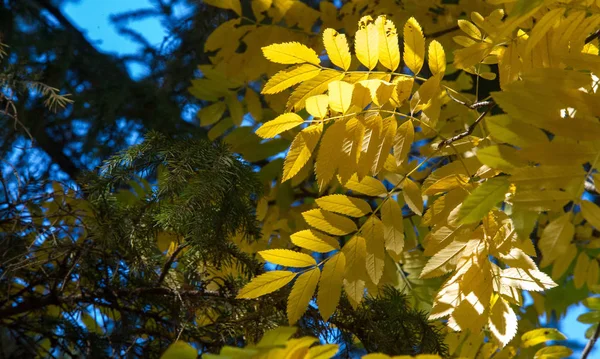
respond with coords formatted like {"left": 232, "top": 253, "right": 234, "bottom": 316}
{"left": 581, "top": 323, "right": 600, "bottom": 359}
{"left": 437, "top": 106, "right": 493, "bottom": 149}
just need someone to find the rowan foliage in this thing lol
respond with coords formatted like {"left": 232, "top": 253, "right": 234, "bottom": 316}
{"left": 182, "top": 0, "right": 600, "bottom": 357}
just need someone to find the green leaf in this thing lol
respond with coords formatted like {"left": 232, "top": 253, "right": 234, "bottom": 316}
{"left": 577, "top": 311, "right": 600, "bottom": 324}
{"left": 161, "top": 341, "right": 197, "bottom": 359}
{"left": 534, "top": 345, "right": 572, "bottom": 359}
{"left": 584, "top": 297, "right": 600, "bottom": 311}
{"left": 457, "top": 177, "right": 509, "bottom": 224}
{"left": 521, "top": 328, "right": 567, "bottom": 348}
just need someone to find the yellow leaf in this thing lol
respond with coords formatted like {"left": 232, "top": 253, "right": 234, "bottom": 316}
{"left": 316, "top": 121, "right": 345, "bottom": 191}
{"left": 458, "top": 19, "right": 481, "bottom": 40}
{"left": 226, "top": 96, "right": 244, "bottom": 126}
{"left": 499, "top": 248, "right": 537, "bottom": 271}
{"left": 288, "top": 70, "right": 345, "bottom": 111}
{"left": 423, "top": 174, "right": 470, "bottom": 196}
{"left": 538, "top": 213, "right": 574, "bottom": 267}
{"left": 288, "top": 267, "right": 320, "bottom": 325}
{"left": 588, "top": 259, "right": 600, "bottom": 288}
{"left": 262, "top": 42, "right": 321, "bottom": 66}
{"left": 512, "top": 190, "right": 574, "bottom": 212}
{"left": 343, "top": 278, "right": 365, "bottom": 309}
{"left": 551, "top": 245, "right": 577, "bottom": 280}
{"left": 520, "top": 142, "right": 600, "bottom": 166}
{"left": 381, "top": 198, "right": 405, "bottom": 256}
{"left": 342, "top": 235, "right": 367, "bottom": 278}
{"left": 392, "top": 77, "right": 414, "bottom": 107}
{"left": 357, "top": 115, "right": 384, "bottom": 178}
{"left": 245, "top": 88, "right": 263, "bottom": 122}
{"left": 488, "top": 298, "right": 518, "bottom": 347}
{"left": 526, "top": 8, "right": 566, "bottom": 52}
{"left": 454, "top": 42, "right": 494, "bottom": 70}
{"left": 521, "top": 328, "right": 567, "bottom": 348}
{"left": 363, "top": 216, "right": 386, "bottom": 284}
{"left": 403, "top": 17, "right": 425, "bottom": 74}
{"left": 259, "top": 249, "right": 316, "bottom": 267}
{"left": 160, "top": 341, "right": 197, "bottom": 359}
{"left": 323, "top": 28, "right": 352, "bottom": 71}
{"left": 318, "top": 252, "right": 346, "bottom": 320}
{"left": 394, "top": 120, "right": 414, "bottom": 166}
{"left": 358, "top": 80, "right": 395, "bottom": 107}
{"left": 309, "top": 344, "right": 339, "bottom": 359}
{"left": 251, "top": 0, "right": 271, "bottom": 22}
{"left": 458, "top": 177, "right": 509, "bottom": 225}
{"left": 500, "top": 268, "right": 558, "bottom": 291}
{"left": 363, "top": 355, "right": 390, "bottom": 359}
{"left": 283, "top": 124, "right": 323, "bottom": 182}
{"left": 351, "top": 82, "right": 372, "bottom": 111}
{"left": 485, "top": 115, "right": 549, "bottom": 148}
{"left": 338, "top": 118, "right": 364, "bottom": 184}
{"left": 355, "top": 16, "right": 379, "bottom": 70}
{"left": 574, "top": 252, "right": 590, "bottom": 289}
{"left": 203, "top": 0, "right": 241, "bottom": 16}
{"left": 372, "top": 115, "right": 397, "bottom": 175}
{"left": 534, "top": 346, "right": 572, "bottom": 359}
{"left": 302, "top": 209, "right": 358, "bottom": 236}
{"left": 375, "top": 15, "right": 400, "bottom": 71}
{"left": 581, "top": 200, "right": 600, "bottom": 229}
{"left": 402, "top": 178, "right": 423, "bottom": 216}
{"left": 421, "top": 239, "right": 469, "bottom": 278}
{"left": 328, "top": 80, "right": 354, "bottom": 114}
{"left": 237, "top": 271, "right": 297, "bottom": 299}
{"left": 306, "top": 94, "right": 329, "bottom": 118}
{"left": 291, "top": 230, "right": 339, "bottom": 253}
{"left": 262, "top": 64, "right": 321, "bottom": 95}
{"left": 316, "top": 194, "right": 371, "bottom": 217}
{"left": 256, "top": 113, "right": 304, "bottom": 139}
{"left": 428, "top": 40, "right": 446, "bottom": 76}
{"left": 197, "top": 102, "right": 226, "bottom": 126}
{"left": 476, "top": 144, "right": 527, "bottom": 171}
{"left": 344, "top": 174, "right": 387, "bottom": 196}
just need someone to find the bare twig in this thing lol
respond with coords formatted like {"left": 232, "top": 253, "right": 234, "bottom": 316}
{"left": 157, "top": 244, "right": 188, "bottom": 286}
{"left": 586, "top": 29, "right": 600, "bottom": 45}
{"left": 581, "top": 323, "right": 600, "bottom": 359}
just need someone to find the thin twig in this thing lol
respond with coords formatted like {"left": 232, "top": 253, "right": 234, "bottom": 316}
{"left": 157, "top": 243, "right": 188, "bottom": 286}
{"left": 586, "top": 29, "right": 600, "bottom": 45}
{"left": 581, "top": 323, "right": 600, "bottom": 359}
{"left": 437, "top": 105, "right": 493, "bottom": 149}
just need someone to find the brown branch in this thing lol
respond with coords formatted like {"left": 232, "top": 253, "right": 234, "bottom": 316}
{"left": 581, "top": 323, "right": 600, "bottom": 359}
{"left": 157, "top": 244, "right": 189, "bottom": 286}
{"left": 586, "top": 29, "right": 600, "bottom": 44}
{"left": 437, "top": 106, "right": 493, "bottom": 149}
{"left": 426, "top": 26, "right": 460, "bottom": 39}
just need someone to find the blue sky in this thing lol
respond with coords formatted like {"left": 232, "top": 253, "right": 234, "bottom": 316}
{"left": 62, "top": 0, "right": 168, "bottom": 78}
{"left": 58, "top": 1, "right": 597, "bottom": 357}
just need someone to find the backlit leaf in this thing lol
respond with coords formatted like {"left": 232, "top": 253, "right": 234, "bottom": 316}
{"left": 302, "top": 209, "right": 358, "bottom": 236}
{"left": 355, "top": 16, "right": 379, "bottom": 70}
{"left": 323, "top": 28, "right": 352, "bottom": 71}
{"left": 458, "top": 177, "right": 509, "bottom": 225}
{"left": 259, "top": 249, "right": 317, "bottom": 267}
{"left": 287, "top": 267, "right": 320, "bottom": 324}
{"left": 318, "top": 252, "right": 345, "bottom": 320}
{"left": 376, "top": 15, "right": 400, "bottom": 71}
{"left": 263, "top": 65, "right": 321, "bottom": 95}
{"left": 283, "top": 124, "right": 323, "bottom": 182}
{"left": 256, "top": 113, "right": 304, "bottom": 139}
{"left": 404, "top": 17, "right": 425, "bottom": 74}
{"left": 291, "top": 230, "right": 339, "bottom": 253}
{"left": 262, "top": 42, "right": 321, "bottom": 65}
{"left": 237, "top": 271, "right": 297, "bottom": 299}
{"left": 428, "top": 40, "right": 446, "bottom": 76}
{"left": 316, "top": 194, "right": 371, "bottom": 217}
